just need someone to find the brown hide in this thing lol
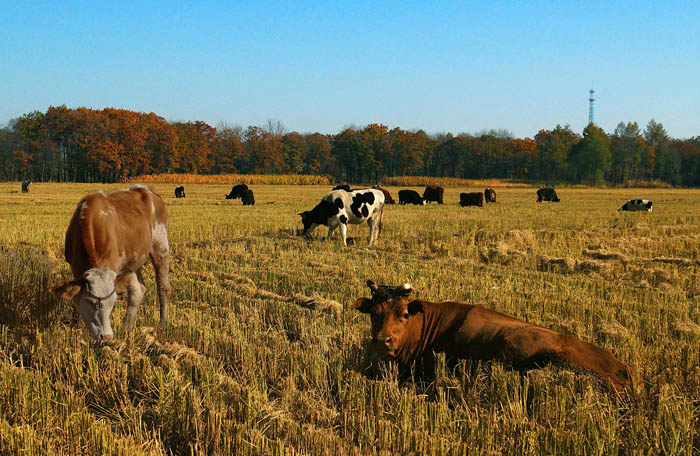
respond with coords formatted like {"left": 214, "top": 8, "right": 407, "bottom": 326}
{"left": 374, "top": 186, "right": 395, "bottom": 204}
{"left": 65, "top": 186, "right": 166, "bottom": 276}
{"left": 355, "top": 283, "right": 631, "bottom": 391}
{"left": 460, "top": 192, "right": 484, "bottom": 207}
{"left": 484, "top": 188, "right": 496, "bottom": 203}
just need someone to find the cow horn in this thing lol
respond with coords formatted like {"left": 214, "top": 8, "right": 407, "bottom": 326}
{"left": 367, "top": 280, "right": 379, "bottom": 292}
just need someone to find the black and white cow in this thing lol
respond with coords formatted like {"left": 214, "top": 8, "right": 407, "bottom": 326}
{"left": 21, "top": 180, "right": 31, "bottom": 193}
{"left": 398, "top": 189, "right": 425, "bottom": 205}
{"left": 299, "top": 189, "right": 385, "bottom": 246}
{"left": 174, "top": 186, "right": 185, "bottom": 198}
{"left": 619, "top": 199, "right": 653, "bottom": 212}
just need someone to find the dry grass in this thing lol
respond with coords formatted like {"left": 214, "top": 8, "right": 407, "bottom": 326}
{"left": 1, "top": 183, "right": 699, "bottom": 455}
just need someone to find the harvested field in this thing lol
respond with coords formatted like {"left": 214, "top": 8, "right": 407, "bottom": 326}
{"left": 1, "top": 183, "right": 699, "bottom": 454}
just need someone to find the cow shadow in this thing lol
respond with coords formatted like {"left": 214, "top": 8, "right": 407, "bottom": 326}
{"left": 269, "top": 228, "right": 358, "bottom": 245}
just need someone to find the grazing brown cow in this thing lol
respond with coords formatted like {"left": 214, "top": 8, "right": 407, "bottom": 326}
{"left": 423, "top": 185, "right": 444, "bottom": 204}
{"left": 354, "top": 281, "right": 631, "bottom": 391}
{"left": 484, "top": 188, "right": 496, "bottom": 203}
{"left": 460, "top": 192, "right": 484, "bottom": 207}
{"left": 52, "top": 185, "right": 171, "bottom": 341}
{"left": 373, "top": 186, "right": 395, "bottom": 204}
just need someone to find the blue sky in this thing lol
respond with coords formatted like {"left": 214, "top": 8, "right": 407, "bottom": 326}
{"left": 1, "top": 1, "right": 698, "bottom": 138}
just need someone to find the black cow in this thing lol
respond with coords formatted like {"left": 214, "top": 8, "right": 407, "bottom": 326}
{"left": 399, "top": 190, "right": 425, "bottom": 205}
{"left": 537, "top": 187, "right": 560, "bottom": 202}
{"left": 333, "top": 184, "right": 352, "bottom": 192}
{"left": 21, "top": 180, "right": 31, "bottom": 193}
{"left": 226, "top": 184, "right": 255, "bottom": 205}
{"left": 460, "top": 192, "right": 484, "bottom": 207}
{"left": 241, "top": 189, "right": 255, "bottom": 206}
{"left": 226, "top": 184, "right": 248, "bottom": 199}
{"left": 484, "top": 188, "right": 496, "bottom": 203}
{"left": 423, "top": 185, "right": 444, "bottom": 204}
{"left": 174, "top": 186, "right": 185, "bottom": 198}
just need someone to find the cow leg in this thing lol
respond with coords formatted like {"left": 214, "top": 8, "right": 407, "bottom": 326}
{"left": 367, "top": 217, "right": 377, "bottom": 246}
{"left": 339, "top": 223, "right": 348, "bottom": 246}
{"left": 122, "top": 271, "right": 146, "bottom": 331}
{"left": 150, "top": 250, "right": 171, "bottom": 333}
{"left": 327, "top": 225, "right": 338, "bottom": 241}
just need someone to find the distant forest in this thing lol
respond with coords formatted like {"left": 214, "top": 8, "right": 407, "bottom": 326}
{"left": 2, "top": 105, "right": 699, "bottom": 186}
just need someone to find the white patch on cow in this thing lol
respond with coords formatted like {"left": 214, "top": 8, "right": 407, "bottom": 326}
{"left": 77, "top": 267, "right": 118, "bottom": 340}
{"left": 79, "top": 201, "right": 89, "bottom": 219}
{"left": 152, "top": 222, "right": 170, "bottom": 255}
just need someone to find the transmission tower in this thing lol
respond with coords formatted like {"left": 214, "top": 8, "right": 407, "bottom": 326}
{"left": 588, "top": 89, "right": 595, "bottom": 124}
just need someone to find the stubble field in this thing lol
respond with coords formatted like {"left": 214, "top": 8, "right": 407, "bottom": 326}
{"left": 0, "top": 182, "right": 698, "bottom": 455}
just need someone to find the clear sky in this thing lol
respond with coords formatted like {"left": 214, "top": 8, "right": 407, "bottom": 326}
{"left": 1, "top": 1, "right": 698, "bottom": 138}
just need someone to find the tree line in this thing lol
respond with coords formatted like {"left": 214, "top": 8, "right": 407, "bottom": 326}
{"left": 1, "top": 105, "right": 699, "bottom": 186}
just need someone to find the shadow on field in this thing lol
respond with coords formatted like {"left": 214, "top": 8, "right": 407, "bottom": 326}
{"left": 264, "top": 228, "right": 359, "bottom": 245}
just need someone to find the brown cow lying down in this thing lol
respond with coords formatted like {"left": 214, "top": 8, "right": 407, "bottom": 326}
{"left": 354, "top": 280, "right": 631, "bottom": 391}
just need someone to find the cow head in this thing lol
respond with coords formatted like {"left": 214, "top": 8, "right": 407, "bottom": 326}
{"left": 354, "top": 280, "right": 420, "bottom": 357}
{"left": 52, "top": 267, "right": 131, "bottom": 341}
{"left": 226, "top": 184, "right": 248, "bottom": 200}
{"left": 298, "top": 200, "right": 340, "bottom": 237}
{"left": 298, "top": 210, "right": 316, "bottom": 236}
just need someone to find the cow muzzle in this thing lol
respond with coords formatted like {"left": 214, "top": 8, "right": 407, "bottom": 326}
{"left": 372, "top": 335, "right": 397, "bottom": 356}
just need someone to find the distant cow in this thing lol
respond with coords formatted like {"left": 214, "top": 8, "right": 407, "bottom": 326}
{"left": 485, "top": 188, "right": 496, "bottom": 203}
{"left": 51, "top": 185, "right": 171, "bottom": 341}
{"left": 423, "top": 185, "right": 444, "bottom": 204}
{"left": 241, "top": 189, "right": 255, "bottom": 205}
{"left": 398, "top": 190, "right": 425, "bottom": 205}
{"left": 355, "top": 280, "right": 632, "bottom": 391}
{"left": 537, "top": 187, "right": 560, "bottom": 202}
{"left": 333, "top": 184, "right": 352, "bottom": 192}
{"left": 619, "top": 199, "right": 652, "bottom": 212}
{"left": 373, "top": 186, "right": 395, "bottom": 204}
{"left": 21, "top": 180, "right": 31, "bottom": 193}
{"left": 226, "top": 184, "right": 255, "bottom": 205}
{"left": 299, "top": 188, "right": 384, "bottom": 246}
{"left": 460, "top": 192, "right": 484, "bottom": 207}
{"left": 174, "top": 186, "right": 185, "bottom": 198}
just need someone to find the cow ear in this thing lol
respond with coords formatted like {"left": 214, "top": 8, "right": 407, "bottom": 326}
{"left": 114, "top": 274, "right": 132, "bottom": 294}
{"left": 52, "top": 279, "right": 83, "bottom": 300}
{"left": 407, "top": 300, "right": 422, "bottom": 315}
{"left": 353, "top": 297, "right": 373, "bottom": 313}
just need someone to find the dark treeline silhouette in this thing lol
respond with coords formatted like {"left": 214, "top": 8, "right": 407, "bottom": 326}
{"left": 1, "top": 106, "right": 699, "bottom": 186}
